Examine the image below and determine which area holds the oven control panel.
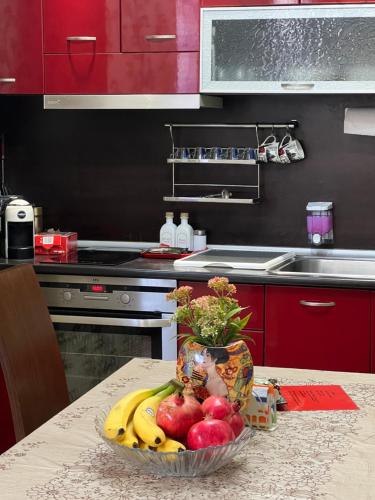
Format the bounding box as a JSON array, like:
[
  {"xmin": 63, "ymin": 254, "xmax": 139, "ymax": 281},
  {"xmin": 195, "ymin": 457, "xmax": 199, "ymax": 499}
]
[{"xmin": 38, "ymin": 275, "xmax": 177, "ymax": 314}]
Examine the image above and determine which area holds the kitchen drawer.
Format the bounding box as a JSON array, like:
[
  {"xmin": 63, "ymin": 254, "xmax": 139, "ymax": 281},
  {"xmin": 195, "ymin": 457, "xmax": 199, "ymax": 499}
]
[
  {"xmin": 44, "ymin": 52, "xmax": 199, "ymax": 94},
  {"xmin": 265, "ymin": 285, "xmax": 371, "ymax": 372},
  {"xmin": 43, "ymin": 0, "xmax": 121, "ymax": 53},
  {"xmin": 121, "ymin": 0, "xmax": 200, "ymax": 52},
  {"xmin": 178, "ymin": 281, "xmax": 264, "ymax": 330}
]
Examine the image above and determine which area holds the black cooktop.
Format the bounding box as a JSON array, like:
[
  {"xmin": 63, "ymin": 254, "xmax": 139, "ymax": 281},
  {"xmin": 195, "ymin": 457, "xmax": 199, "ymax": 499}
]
[{"xmin": 36, "ymin": 249, "xmax": 140, "ymax": 266}]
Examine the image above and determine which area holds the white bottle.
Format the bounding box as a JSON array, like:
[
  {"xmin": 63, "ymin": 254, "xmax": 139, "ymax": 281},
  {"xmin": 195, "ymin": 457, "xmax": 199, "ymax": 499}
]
[
  {"xmin": 159, "ymin": 212, "xmax": 176, "ymax": 247},
  {"xmin": 176, "ymin": 212, "xmax": 194, "ymax": 251},
  {"xmin": 193, "ymin": 229, "xmax": 207, "ymax": 251}
]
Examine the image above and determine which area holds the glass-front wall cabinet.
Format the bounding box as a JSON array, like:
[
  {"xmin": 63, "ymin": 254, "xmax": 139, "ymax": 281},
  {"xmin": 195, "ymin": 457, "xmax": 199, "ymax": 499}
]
[{"xmin": 201, "ymin": 5, "xmax": 375, "ymax": 93}]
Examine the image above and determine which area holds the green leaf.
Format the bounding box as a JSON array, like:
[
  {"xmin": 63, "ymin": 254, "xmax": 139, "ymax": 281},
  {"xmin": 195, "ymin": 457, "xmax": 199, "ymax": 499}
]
[
  {"xmin": 238, "ymin": 312, "xmax": 252, "ymax": 330},
  {"xmin": 224, "ymin": 306, "xmax": 246, "ymax": 322}
]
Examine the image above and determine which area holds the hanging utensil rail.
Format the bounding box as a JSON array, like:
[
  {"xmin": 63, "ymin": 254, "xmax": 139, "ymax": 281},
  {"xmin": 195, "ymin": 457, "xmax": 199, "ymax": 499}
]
[{"xmin": 164, "ymin": 121, "xmax": 298, "ymax": 129}]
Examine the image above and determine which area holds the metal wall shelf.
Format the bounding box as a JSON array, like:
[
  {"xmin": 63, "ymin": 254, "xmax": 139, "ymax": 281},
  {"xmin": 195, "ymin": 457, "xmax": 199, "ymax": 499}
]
[
  {"xmin": 163, "ymin": 121, "xmax": 298, "ymax": 205},
  {"xmin": 164, "ymin": 121, "xmax": 298, "ymax": 129},
  {"xmin": 163, "ymin": 196, "xmax": 257, "ymax": 204},
  {"xmin": 167, "ymin": 158, "xmax": 257, "ymax": 165}
]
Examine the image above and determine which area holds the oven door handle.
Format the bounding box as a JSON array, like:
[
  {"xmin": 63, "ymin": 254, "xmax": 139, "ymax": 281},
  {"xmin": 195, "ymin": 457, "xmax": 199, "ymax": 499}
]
[{"xmin": 50, "ymin": 314, "xmax": 172, "ymax": 328}]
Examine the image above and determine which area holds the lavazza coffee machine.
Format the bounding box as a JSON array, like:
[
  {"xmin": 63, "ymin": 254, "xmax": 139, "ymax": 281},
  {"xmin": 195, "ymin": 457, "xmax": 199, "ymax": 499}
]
[{"xmin": 0, "ymin": 197, "xmax": 35, "ymax": 259}]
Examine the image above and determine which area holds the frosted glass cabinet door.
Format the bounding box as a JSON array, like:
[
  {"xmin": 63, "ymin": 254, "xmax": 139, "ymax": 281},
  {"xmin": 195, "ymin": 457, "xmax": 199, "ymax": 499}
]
[{"xmin": 201, "ymin": 5, "xmax": 375, "ymax": 93}]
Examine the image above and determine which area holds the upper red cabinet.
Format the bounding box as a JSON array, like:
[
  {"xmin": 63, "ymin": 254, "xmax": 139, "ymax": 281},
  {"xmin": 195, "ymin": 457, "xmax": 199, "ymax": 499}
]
[
  {"xmin": 43, "ymin": 0, "xmax": 121, "ymax": 54},
  {"xmin": 121, "ymin": 0, "xmax": 200, "ymax": 53},
  {"xmin": 0, "ymin": 0, "xmax": 43, "ymax": 94},
  {"xmin": 44, "ymin": 52, "xmax": 199, "ymax": 94}
]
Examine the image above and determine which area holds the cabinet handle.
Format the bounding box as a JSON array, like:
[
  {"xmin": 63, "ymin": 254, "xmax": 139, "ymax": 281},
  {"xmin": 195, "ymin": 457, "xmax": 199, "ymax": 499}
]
[
  {"xmin": 281, "ymin": 83, "xmax": 315, "ymax": 91},
  {"xmin": 50, "ymin": 314, "xmax": 171, "ymax": 328},
  {"xmin": 300, "ymin": 300, "xmax": 336, "ymax": 308},
  {"xmin": 66, "ymin": 36, "xmax": 97, "ymax": 42},
  {"xmin": 144, "ymin": 34, "xmax": 176, "ymax": 40},
  {"xmin": 0, "ymin": 78, "xmax": 16, "ymax": 83}
]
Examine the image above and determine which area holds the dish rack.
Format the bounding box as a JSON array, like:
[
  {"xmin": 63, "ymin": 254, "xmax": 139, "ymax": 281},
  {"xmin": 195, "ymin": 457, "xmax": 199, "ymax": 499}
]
[{"xmin": 163, "ymin": 121, "xmax": 298, "ymax": 205}]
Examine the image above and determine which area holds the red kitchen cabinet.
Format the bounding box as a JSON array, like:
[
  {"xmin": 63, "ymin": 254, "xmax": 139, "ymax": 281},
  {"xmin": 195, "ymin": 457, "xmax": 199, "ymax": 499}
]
[
  {"xmin": 0, "ymin": 367, "xmax": 15, "ymax": 453},
  {"xmin": 121, "ymin": 0, "xmax": 200, "ymax": 53},
  {"xmin": 0, "ymin": 0, "xmax": 43, "ymax": 94},
  {"xmin": 201, "ymin": 1, "xmax": 299, "ymax": 6},
  {"xmin": 371, "ymin": 293, "xmax": 375, "ymax": 373},
  {"xmin": 44, "ymin": 52, "xmax": 199, "ymax": 94},
  {"xmin": 43, "ymin": 0, "xmax": 120, "ymax": 54},
  {"xmin": 265, "ymin": 285, "xmax": 371, "ymax": 373}
]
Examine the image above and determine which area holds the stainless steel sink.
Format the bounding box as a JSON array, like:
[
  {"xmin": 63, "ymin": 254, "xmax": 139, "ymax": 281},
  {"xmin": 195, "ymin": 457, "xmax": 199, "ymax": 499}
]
[{"xmin": 270, "ymin": 256, "xmax": 375, "ymax": 279}]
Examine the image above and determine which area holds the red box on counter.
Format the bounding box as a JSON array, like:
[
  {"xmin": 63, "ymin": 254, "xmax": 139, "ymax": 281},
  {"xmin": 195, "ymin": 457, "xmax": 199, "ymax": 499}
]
[{"xmin": 34, "ymin": 231, "xmax": 78, "ymax": 255}]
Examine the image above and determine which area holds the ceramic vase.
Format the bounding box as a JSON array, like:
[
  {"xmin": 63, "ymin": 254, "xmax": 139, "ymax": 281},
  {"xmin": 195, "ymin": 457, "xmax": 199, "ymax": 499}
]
[{"xmin": 176, "ymin": 340, "xmax": 254, "ymax": 411}]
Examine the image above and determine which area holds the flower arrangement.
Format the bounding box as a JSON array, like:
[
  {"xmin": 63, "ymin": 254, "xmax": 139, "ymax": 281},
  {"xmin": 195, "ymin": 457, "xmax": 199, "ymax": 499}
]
[{"xmin": 166, "ymin": 277, "xmax": 252, "ymax": 347}]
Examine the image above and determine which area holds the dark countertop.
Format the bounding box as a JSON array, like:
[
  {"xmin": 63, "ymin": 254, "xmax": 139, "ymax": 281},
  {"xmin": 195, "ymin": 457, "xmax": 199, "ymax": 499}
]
[{"xmin": 2, "ymin": 255, "xmax": 375, "ymax": 290}]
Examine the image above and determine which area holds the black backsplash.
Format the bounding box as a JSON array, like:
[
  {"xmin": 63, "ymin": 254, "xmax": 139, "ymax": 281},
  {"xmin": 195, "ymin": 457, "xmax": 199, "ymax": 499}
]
[{"xmin": 1, "ymin": 94, "xmax": 375, "ymax": 248}]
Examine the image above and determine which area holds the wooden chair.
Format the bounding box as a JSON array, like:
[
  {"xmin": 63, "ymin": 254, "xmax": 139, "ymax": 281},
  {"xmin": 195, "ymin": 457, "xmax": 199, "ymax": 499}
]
[{"xmin": 0, "ymin": 265, "xmax": 69, "ymax": 453}]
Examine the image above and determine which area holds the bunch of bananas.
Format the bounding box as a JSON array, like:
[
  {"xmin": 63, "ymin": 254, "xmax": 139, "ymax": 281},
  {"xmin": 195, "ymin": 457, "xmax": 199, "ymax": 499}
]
[{"xmin": 103, "ymin": 379, "xmax": 186, "ymax": 453}]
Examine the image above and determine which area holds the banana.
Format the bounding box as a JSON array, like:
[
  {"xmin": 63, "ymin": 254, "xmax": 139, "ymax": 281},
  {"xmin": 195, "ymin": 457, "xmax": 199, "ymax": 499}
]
[
  {"xmin": 103, "ymin": 381, "xmax": 170, "ymax": 440},
  {"xmin": 156, "ymin": 438, "xmax": 186, "ymax": 453},
  {"xmin": 133, "ymin": 384, "xmax": 178, "ymax": 447},
  {"xmin": 139, "ymin": 440, "xmax": 155, "ymax": 451},
  {"xmin": 116, "ymin": 419, "xmax": 139, "ymax": 448}
]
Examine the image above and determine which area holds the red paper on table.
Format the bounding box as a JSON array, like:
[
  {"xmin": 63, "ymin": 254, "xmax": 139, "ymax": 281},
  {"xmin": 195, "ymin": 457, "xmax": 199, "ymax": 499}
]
[{"xmin": 281, "ymin": 385, "xmax": 359, "ymax": 411}]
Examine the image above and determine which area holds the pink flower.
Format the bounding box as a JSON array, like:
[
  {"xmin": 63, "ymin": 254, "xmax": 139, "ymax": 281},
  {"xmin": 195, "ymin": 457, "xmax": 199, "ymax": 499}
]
[
  {"xmin": 166, "ymin": 285, "xmax": 193, "ymax": 304},
  {"xmin": 208, "ymin": 277, "xmax": 237, "ymax": 296}
]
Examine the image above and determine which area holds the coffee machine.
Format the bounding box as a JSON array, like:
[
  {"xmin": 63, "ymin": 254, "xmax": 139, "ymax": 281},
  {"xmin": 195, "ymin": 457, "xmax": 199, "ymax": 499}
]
[{"xmin": 0, "ymin": 198, "xmax": 35, "ymax": 259}]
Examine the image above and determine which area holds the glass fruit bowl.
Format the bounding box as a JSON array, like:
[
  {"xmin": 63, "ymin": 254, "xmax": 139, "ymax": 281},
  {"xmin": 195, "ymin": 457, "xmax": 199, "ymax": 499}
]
[{"xmin": 95, "ymin": 407, "xmax": 255, "ymax": 477}]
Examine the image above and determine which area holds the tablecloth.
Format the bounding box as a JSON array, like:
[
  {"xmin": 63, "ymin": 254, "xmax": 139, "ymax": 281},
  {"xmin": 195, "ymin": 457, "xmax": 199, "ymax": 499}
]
[{"xmin": 1, "ymin": 358, "xmax": 375, "ymax": 500}]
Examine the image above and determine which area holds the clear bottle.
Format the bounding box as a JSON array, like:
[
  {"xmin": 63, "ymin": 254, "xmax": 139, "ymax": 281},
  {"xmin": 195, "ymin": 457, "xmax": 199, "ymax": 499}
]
[
  {"xmin": 159, "ymin": 212, "xmax": 176, "ymax": 247},
  {"xmin": 176, "ymin": 212, "xmax": 194, "ymax": 250}
]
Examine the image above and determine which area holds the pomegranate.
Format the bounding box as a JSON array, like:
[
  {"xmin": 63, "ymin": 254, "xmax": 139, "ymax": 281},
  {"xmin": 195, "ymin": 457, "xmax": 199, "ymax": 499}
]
[
  {"xmin": 201, "ymin": 396, "xmax": 232, "ymax": 420},
  {"xmin": 187, "ymin": 419, "xmax": 235, "ymax": 450},
  {"xmin": 231, "ymin": 400, "xmax": 241, "ymax": 414},
  {"xmin": 225, "ymin": 412, "xmax": 245, "ymax": 438},
  {"xmin": 156, "ymin": 393, "xmax": 203, "ymax": 440}
]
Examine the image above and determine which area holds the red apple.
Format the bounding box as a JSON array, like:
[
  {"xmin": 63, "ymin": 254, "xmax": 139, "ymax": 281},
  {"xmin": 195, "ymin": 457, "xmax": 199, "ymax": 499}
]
[
  {"xmin": 201, "ymin": 396, "xmax": 232, "ymax": 420},
  {"xmin": 156, "ymin": 393, "xmax": 203, "ymax": 440},
  {"xmin": 187, "ymin": 419, "xmax": 235, "ymax": 450},
  {"xmin": 225, "ymin": 412, "xmax": 245, "ymax": 438}
]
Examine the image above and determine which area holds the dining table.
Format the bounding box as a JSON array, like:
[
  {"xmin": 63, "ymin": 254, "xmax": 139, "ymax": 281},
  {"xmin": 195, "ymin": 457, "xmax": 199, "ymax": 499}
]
[{"xmin": 1, "ymin": 358, "xmax": 375, "ymax": 500}]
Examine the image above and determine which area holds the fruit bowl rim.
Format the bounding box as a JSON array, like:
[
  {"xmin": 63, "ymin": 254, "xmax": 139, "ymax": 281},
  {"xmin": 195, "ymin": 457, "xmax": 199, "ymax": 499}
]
[{"xmin": 95, "ymin": 407, "xmax": 255, "ymax": 456}]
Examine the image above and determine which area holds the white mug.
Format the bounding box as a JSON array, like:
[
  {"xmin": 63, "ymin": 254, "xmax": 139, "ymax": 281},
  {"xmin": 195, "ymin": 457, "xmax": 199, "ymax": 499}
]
[
  {"xmin": 281, "ymin": 135, "xmax": 305, "ymax": 162},
  {"xmin": 278, "ymin": 134, "xmax": 292, "ymax": 164},
  {"xmin": 257, "ymin": 135, "xmax": 280, "ymax": 163}
]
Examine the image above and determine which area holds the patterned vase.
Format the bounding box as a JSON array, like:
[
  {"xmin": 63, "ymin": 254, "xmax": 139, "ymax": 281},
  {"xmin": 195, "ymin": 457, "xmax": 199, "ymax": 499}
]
[{"xmin": 176, "ymin": 340, "xmax": 254, "ymax": 411}]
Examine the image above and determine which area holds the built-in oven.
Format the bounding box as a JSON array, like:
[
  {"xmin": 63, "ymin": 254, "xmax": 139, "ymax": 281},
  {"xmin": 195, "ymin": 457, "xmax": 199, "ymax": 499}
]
[{"xmin": 38, "ymin": 275, "xmax": 177, "ymax": 401}]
